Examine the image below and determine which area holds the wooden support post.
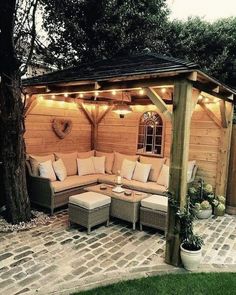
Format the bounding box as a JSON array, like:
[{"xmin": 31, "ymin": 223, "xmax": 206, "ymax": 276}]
[
  {"xmin": 144, "ymin": 87, "xmax": 172, "ymax": 121},
  {"xmin": 226, "ymin": 124, "xmax": 236, "ymax": 214},
  {"xmin": 24, "ymin": 96, "xmax": 38, "ymax": 116},
  {"xmin": 216, "ymin": 101, "xmax": 233, "ymax": 196},
  {"xmin": 220, "ymin": 100, "xmax": 228, "ymax": 128},
  {"xmin": 165, "ymin": 80, "xmax": 193, "ymax": 267}
]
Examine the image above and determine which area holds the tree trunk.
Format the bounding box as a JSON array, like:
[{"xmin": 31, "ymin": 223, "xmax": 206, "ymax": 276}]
[{"xmin": 0, "ymin": 0, "xmax": 31, "ymax": 223}]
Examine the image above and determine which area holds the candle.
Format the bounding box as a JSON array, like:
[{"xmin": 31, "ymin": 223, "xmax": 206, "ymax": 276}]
[{"xmin": 117, "ymin": 176, "xmax": 122, "ymax": 185}]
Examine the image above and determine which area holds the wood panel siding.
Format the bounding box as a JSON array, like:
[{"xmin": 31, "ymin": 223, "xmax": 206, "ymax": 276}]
[
  {"xmin": 25, "ymin": 100, "xmax": 91, "ymax": 154},
  {"xmin": 97, "ymin": 103, "xmax": 221, "ymax": 190}
]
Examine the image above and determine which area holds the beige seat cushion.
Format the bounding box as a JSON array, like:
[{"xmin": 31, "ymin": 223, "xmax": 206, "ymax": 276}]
[
  {"xmin": 77, "ymin": 150, "xmax": 95, "ymax": 158},
  {"xmin": 98, "ymin": 174, "xmax": 117, "ymax": 185},
  {"xmin": 52, "ymin": 174, "xmax": 99, "ymax": 193},
  {"xmin": 141, "ymin": 195, "xmax": 168, "ymax": 212},
  {"xmin": 123, "ymin": 179, "xmax": 166, "ymax": 195},
  {"xmin": 55, "ymin": 152, "xmax": 77, "ymax": 176},
  {"xmin": 96, "ymin": 151, "xmax": 114, "ymax": 174},
  {"xmin": 69, "ymin": 192, "xmax": 111, "ymax": 210},
  {"xmin": 140, "ymin": 156, "xmax": 166, "ymax": 182},
  {"xmin": 29, "ymin": 154, "xmax": 55, "ymax": 176},
  {"xmin": 97, "ymin": 174, "xmax": 166, "ymax": 195},
  {"xmin": 112, "ymin": 152, "xmax": 139, "ymax": 175}
]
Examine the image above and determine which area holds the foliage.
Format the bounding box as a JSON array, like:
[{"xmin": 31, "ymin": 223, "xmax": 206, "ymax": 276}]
[
  {"xmin": 168, "ymin": 193, "xmax": 203, "ymax": 251},
  {"xmin": 39, "ymin": 0, "xmax": 169, "ymax": 68},
  {"xmin": 188, "ymin": 179, "xmax": 218, "ymax": 209},
  {"xmin": 163, "ymin": 17, "xmax": 236, "ymax": 87}
]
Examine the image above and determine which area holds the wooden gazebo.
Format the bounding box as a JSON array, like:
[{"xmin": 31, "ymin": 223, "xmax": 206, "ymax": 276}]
[{"xmin": 23, "ymin": 53, "xmax": 236, "ymax": 265}]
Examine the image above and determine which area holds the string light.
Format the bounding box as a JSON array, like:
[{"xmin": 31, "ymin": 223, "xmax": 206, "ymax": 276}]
[
  {"xmin": 79, "ymin": 93, "xmax": 84, "ymax": 98},
  {"xmin": 112, "ymin": 90, "xmax": 117, "ymax": 95},
  {"xmin": 95, "ymin": 91, "xmax": 99, "ymax": 96},
  {"xmin": 161, "ymin": 88, "xmax": 166, "ymax": 93},
  {"xmin": 51, "ymin": 95, "xmax": 55, "ymax": 99},
  {"xmin": 64, "ymin": 93, "xmax": 68, "ymax": 98},
  {"xmin": 139, "ymin": 89, "xmax": 144, "ymax": 95}
]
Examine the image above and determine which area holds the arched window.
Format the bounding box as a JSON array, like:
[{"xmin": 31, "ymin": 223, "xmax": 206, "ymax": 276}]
[{"xmin": 137, "ymin": 111, "xmax": 164, "ymax": 156}]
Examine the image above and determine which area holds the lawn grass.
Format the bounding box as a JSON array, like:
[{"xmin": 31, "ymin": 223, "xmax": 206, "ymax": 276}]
[{"xmin": 73, "ymin": 272, "xmax": 236, "ymax": 295}]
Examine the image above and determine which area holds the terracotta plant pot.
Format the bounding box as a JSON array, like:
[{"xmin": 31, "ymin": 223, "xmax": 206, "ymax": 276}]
[
  {"xmin": 196, "ymin": 208, "xmax": 212, "ymax": 219},
  {"xmin": 180, "ymin": 243, "xmax": 202, "ymax": 271}
]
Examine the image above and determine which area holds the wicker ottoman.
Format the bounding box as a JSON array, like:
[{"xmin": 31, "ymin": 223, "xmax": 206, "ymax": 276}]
[
  {"xmin": 140, "ymin": 195, "xmax": 168, "ymax": 233},
  {"xmin": 68, "ymin": 192, "xmax": 111, "ymax": 234}
]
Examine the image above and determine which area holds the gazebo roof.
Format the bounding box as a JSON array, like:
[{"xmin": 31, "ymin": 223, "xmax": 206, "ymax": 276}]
[{"xmin": 23, "ymin": 53, "xmax": 199, "ymax": 86}]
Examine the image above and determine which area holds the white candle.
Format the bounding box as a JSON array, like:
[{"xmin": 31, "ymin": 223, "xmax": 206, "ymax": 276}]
[{"xmin": 117, "ymin": 176, "xmax": 122, "ymax": 185}]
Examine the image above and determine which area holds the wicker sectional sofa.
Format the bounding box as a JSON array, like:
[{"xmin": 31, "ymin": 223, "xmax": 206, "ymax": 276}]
[{"xmin": 26, "ymin": 150, "xmax": 197, "ymax": 215}]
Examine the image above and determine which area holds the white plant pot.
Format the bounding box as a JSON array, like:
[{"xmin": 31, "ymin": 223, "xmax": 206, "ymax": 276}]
[
  {"xmin": 180, "ymin": 243, "xmax": 202, "ymax": 271},
  {"xmin": 196, "ymin": 208, "xmax": 212, "ymax": 219}
]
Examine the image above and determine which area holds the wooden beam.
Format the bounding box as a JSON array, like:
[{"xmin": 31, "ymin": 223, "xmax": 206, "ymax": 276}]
[
  {"xmin": 144, "ymin": 87, "xmax": 172, "ymax": 121},
  {"xmin": 220, "ymin": 100, "xmax": 228, "ymax": 128},
  {"xmin": 199, "ymin": 102, "xmax": 222, "ymax": 128},
  {"xmin": 193, "ymin": 81, "xmax": 233, "ymax": 101},
  {"xmin": 165, "ymin": 80, "xmax": 193, "ymax": 267},
  {"xmin": 77, "ymin": 102, "xmax": 94, "ymax": 125},
  {"xmin": 97, "ymin": 105, "xmax": 113, "ymax": 124},
  {"xmin": 187, "ymin": 71, "xmax": 198, "ymax": 81},
  {"xmin": 24, "ymin": 96, "xmax": 38, "ymax": 116},
  {"xmin": 216, "ymin": 101, "xmax": 234, "ymax": 196}
]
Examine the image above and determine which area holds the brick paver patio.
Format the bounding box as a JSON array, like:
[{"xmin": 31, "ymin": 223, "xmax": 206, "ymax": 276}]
[{"xmin": 0, "ymin": 210, "xmax": 236, "ymax": 295}]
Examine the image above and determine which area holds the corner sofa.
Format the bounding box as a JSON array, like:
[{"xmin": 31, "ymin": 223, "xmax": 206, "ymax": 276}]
[{"xmin": 26, "ymin": 150, "xmax": 197, "ymax": 214}]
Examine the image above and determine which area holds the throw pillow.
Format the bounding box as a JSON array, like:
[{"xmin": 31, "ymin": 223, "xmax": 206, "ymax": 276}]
[
  {"xmin": 77, "ymin": 157, "xmax": 96, "ymax": 176},
  {"xmin": 53, "ymin": 159, "xmax": 67, "ymax": 181},
  {"xmin": 54, "ymin": 151, "xmax": 77, "ymax": 176},
  {"xmin": 120, "ymin": 159, "xmax": 136, "ymax": 180},
  {"xmin": 140, "ymin": 156, "xmax": 166, "ymax": 181},
  {"xmin": 132, "ymin": 161, "xmax": 152, "ymax": 183},
  {"xmin": 157, "ymin": 164, "xmax": 169, "ymax": 188},
  {"xmin": 39, "ymin": 160, "xmax": 57, "ymax": 181},
  {"xmin": 95, "ymin": 151, "xmax": 114, "ymax": 174},
  {"xmin": 112, "ymin": 152, "xmax": 139, "ymax": 175},
  {"xmin": 29, "ymin": 154, "xmax": 55, "ymax": 176},
  {"xmin": 92, "ymin": 156, "xmax": 105, "ymax": 174}
]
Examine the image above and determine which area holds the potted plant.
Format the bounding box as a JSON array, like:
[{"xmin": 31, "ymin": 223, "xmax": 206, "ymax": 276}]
[
  {"xmin": 188, "ymin": 179, "xmax": 217, "ymax": 219},
  {"xmin": 168, "ymin": 193, "xmax": 204, "ymax": 271},
  {"xmin": 214, "ymin": 195, "xmax": 226, "ymax": 216}
]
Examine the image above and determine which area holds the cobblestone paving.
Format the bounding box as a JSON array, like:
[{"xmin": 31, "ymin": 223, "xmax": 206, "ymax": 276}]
[{"xmin": 0, "ymin": 210, "xmax": 236, "ymax": 295}]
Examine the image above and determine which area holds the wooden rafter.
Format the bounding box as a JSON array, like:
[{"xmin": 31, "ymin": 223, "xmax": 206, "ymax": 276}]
[
  {"xmin": 77, "ymin": 102, "xmax": 95, "ymax": 125},
  {"xmin": 24, "ymin": 96, "xmax": 38, "ymax": 116},
  {"xmin": 97, "ymin": 105, "xmax": 113, "ymax": 124},
  {"xmin": 199, "ymin": 102, "xmax": 222, "ymax": 128},
  {"xmin": 144, "ymin": 87, "xmax": 172, "ymax": 121}
]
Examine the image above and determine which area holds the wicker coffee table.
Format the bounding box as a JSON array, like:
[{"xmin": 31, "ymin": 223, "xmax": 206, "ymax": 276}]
[{"xmin": 85, "ymin": 184, "xmax": 148, "ymax": 230}]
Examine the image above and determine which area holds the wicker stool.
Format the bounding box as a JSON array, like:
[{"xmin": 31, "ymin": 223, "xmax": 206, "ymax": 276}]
[
  {"xmin": 68, "ymin": 192, "xmax": 111, "ymax": 234},
  {"xmin": 140, "ymin": 195, "xmax": 168, "ymax": 233}
]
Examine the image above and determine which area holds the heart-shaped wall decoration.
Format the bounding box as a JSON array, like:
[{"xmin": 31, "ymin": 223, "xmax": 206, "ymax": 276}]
[{"xmin": 52, "ymin": 118, "xmax": 72, "ymax": 139}]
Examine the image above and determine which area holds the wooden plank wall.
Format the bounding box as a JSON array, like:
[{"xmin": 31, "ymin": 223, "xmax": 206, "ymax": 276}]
[
  {"xmin": 97, "ymin": 103, "xmax": 221, "ymax": 189},
  {"xmin": 25, "ymin": 100, "xmax": 91, "ymax": 154}
]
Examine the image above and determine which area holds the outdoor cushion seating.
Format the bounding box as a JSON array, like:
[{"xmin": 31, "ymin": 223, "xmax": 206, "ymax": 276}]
[
  {"xmin": 140, "ymin": 195, "xmax": 168, "ymax": 233},
  {"xmin": 26, "ymin": 150, "xmax": 197, "ymax": 215},
  {"xmin": 68, "ymin": 192, "xmax": 111, "ymax": 234}
]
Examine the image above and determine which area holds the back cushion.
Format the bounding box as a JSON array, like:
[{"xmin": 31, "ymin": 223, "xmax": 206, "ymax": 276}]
[
  {"xmin": 29, "ymin": 154, "xmax": 55, "ymax": 176},
  {"xmin": 96, "ymin": 151, "xmax": 114, "ymax": 174},
  {"xmin": 140, "ymin": 156, "xmax": 166, "ymax": 182},
  {"xmin": 77, "ymin": 150, "xmax": 95, "ymax": 159},
  {"xmin": 54, "ymin": 151, "xmax": 77, "ymax": 176},
  {"xmin": 112, "ymin": 152, "xmax": 139, "ymax": 175}
]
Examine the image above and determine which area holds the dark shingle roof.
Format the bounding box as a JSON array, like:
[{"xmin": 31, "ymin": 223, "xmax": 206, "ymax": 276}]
[{"xmin": 23, "ymin": 53, "xmax": 199, "ymax": 86}]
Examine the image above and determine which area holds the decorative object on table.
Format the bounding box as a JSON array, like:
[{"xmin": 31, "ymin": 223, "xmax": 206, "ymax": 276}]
[
  {"xmin": 168, "ymin": 192, "xmax": 204, "ymax": 271},
  {"xmin": 214, "ymin": 195, "xmax": 226, "ymax": 216},
  {"xmin": 52, "ymin": 118, "xmax": 72, "ymax": 139},
  {"xmin": 124, "ymin": 190, "xmax": 132, "ymax": 196},
  {"xmin": 188, "ymin": 179, "xmax": 218, "ymax": 219},
  {"xmin": 112, "ymin": 170, "xmax": 124, "ymax": 193},
  {"xmin": 100, "ymin": 184, "xmax": 107, "ymax": 190}
]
